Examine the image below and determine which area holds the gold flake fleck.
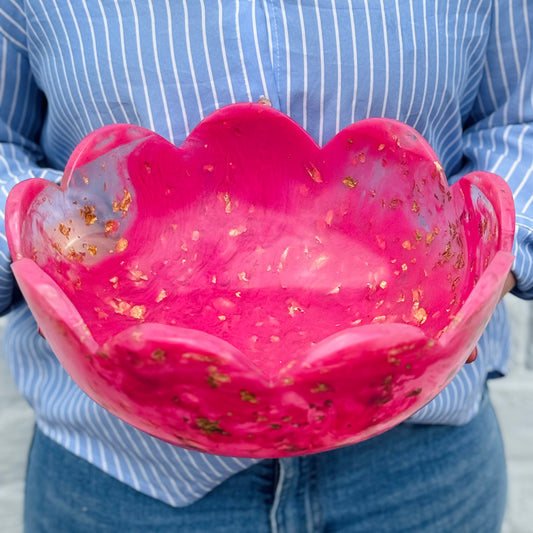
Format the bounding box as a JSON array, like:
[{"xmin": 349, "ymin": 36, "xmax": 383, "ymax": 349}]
[
  {"xmin": 87, "ymin": 245, "xmax": 98, "ymax": 256},
  {"xmin": 451, "ymin": 277, "xmax": 461, "ymax": 291},
  {"xmin": 105, "ymin": 220, "xmax": 119, "ymax": 233},
  {"xmin": 377, "ymin": 143, "xmax": 386, "ymax": 151},
  {"xmin": 228, "ymin": 225, "xmax": 247, "ymax": 237},
  {"xmin": 67, "ymin": 248, "xmax": 85, "ymax": 262},
  {"xmin": 270, "ymin": 336, "xmax": 280, "ymax": 343},
  {"xmin": 217, "ymin": 191, "xmax": 232, "ymax": 213},
  {"xmin": 240, "ymin": 391, "xmax": 258, "ymax": 403},
  {"xmin": 112, "ymin": 189, "xmax": 132, "ymax": 217},
  {"xmin": 413, "ymin": 307, "xmax": 427, "ymax": 325},
  {"xmin": 412, "ymin": 288, "xmax": 423, "ymax": 304},
  {"xmin": 342, "ymin": 176, "xmax": 359, "ymax": 189},
  {"xmin": 58, "ymin": 223, "xmax": 71, "ymax": 238},
  {"xmin": 182, "ymin": 352, "xmax": 217, "ymax": 363},
  {"xmin": 130, "ymin": 305, "xmax": 146, "ymax": 320},
  {"xmin": 156, "ymin": 289, "xmax": 167, "ymax": 302},
  {"xmin": 207, "ymin": 371, "xmax": 231, "ymax": 388},
  {"xmin": 257, "ymin": 95, "xmax": 272, "ymax": 106},
  {"xmin": 401, "ymin": 263, "xmax": 408, "ymax": 271},
  {"xmin": 237, "ymin": 272, "xmax": 249, "ymax": 282},
  {"xmin": 129, "ymin": 270, "xmax": 148, "ymax": 281},
  {"xmin": 110, "ymin": 299, "xmax": 131, "ymax": 315},
  {"xmin": 196, "ymin": 418, "xmax": 228, "ymax": 435},
  {"xmin": 115, "ymin": 238, "xmax": 128, "ymax": 252},
  {"xmin": 311, "ymin": 383, "xmax": 331, "ymax": 393},
  {"xmin": 82, "ymin": 174, "xmax": 89, "ymax": 184},
  {"xmin": 379, "ymin": 281, "xmax": 388, "ymax": 289},
  {"xmin": 442, "ymin": 242, "xmax": 453, "ymax": 261},
  {"xmin": 478, "ymin": 218, "xmax": 489, "ymax": 236},
  {"xmin": 81, "ymin": 205, "xmax": 97, "ymax": 225},
  {"xmin": 454, "ymin": 254, "xmax": 465, "ymax": 269},
  {"xmin": 387, "ymin": 355, "xmax": 401, "ymax": 366},
  {"xmin": 390, "ymin": 198, "xmax": 401, "ymax": 209},
  {"xmin": 306, "ymin": 163, "xmax": 322, "ymax": 183},
  {"xmin": 151, "ymin": 349, "xmax": 166, "ymax": 362},
  {"xmin": 412, "ymin": 201, "xmax": 420, "ymax": 213}
]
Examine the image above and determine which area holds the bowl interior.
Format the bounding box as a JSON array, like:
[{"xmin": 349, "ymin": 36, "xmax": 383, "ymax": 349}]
[{"xmin": 20, "ymin": 114, "xmax": 500, "ymax": 378}]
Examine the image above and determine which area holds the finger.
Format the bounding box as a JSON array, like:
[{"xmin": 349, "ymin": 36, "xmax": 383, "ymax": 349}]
[{"xmin": 466, "ymin": 346, "xmax": 478, "ymax": 364}]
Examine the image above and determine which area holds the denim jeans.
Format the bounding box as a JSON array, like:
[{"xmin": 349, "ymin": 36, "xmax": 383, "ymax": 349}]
[{"xmin": 24, "ymin": 389, "xmax": 506, "ymax": 533}]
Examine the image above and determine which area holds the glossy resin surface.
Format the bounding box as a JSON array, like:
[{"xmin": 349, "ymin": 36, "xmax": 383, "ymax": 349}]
[{"xmin": 6, "ymin": 103, "xmax": 515, "ymax": 457}]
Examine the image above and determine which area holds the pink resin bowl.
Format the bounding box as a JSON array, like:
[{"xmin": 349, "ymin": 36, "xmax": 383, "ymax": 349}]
[{"xmin": 6, "ymin": 103, "xmax": 515, "ymax": 457}]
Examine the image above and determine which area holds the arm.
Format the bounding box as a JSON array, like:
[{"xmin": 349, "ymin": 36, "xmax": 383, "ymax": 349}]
[
  {"xmin": 460, "ymin": 1, "xmax": 533, "ymax": 300},
  {"xmin": 0, "ymin": 3, "xmax": 62, "ymax": 314}
]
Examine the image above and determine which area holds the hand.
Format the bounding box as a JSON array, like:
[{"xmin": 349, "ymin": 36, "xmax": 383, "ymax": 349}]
[{"xmin": 466, "ymin": 271, "xmax": 516, "ymax": 363}]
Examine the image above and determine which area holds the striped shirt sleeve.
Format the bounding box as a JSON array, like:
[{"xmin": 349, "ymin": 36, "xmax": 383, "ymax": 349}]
[
  {"xmin": 459, "ymin": 1, "xmax": 533, "ymax": 298},
  {"xmin": 0, "ymin": 1, "xmax": 62, "ymax": 314}
]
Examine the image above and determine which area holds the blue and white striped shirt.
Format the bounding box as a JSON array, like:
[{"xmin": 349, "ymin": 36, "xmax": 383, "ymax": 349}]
[{"xmin": 1, "ymin": 0, "xmax": 532, "ymax": 507}]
